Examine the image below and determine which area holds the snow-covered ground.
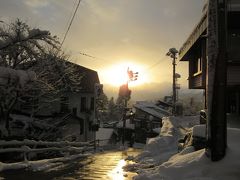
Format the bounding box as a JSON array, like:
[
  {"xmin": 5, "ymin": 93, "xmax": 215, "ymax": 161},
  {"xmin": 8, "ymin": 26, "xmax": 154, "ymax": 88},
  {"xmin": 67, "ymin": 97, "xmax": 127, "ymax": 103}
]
[{"xmin": 126, "ymin": 116, "xmax": 240, "ymax": 180}]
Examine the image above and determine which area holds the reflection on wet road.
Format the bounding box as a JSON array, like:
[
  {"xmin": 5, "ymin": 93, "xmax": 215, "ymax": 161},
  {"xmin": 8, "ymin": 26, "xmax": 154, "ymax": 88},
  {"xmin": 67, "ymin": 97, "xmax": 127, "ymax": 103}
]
[{"xmin": 1, "ymin": 148, "xmax": 141, "ymax": 180}]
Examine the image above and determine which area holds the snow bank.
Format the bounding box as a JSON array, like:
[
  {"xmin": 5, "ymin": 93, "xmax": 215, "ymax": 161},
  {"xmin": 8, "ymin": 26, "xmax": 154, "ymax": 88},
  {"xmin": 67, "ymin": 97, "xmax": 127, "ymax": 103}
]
[
  {"xmin": 135, "ymin": 128, "xmax": 240, "ymax": 180},
  {"xmin": 123, "ymin": 116, "xmax": 199, "ymax": 176},
  {"xmin": 136, "ymin": 117, "xmax": 181, "ymax": 166}
]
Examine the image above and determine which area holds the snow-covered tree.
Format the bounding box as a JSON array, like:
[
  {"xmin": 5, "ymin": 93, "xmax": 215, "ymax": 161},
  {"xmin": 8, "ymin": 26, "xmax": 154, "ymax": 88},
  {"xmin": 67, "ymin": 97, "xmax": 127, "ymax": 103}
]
[
  {"xmin": 0, "ymin": 19, "xmax": 59, "ymax": 69},
  {"xmin": 0, "ymin": 67, "xmax": 36, "ymax": 135},
  {"xmin": 25, "ymin": 52, "xmax": 84, "ymax": 116},
  {"xmin": 0, "ymin": 19, "xmax": 82, "ymax": 136},
  {"xmin": 96, "ymin": 92, "xmax": 108, "ymax": 112}
]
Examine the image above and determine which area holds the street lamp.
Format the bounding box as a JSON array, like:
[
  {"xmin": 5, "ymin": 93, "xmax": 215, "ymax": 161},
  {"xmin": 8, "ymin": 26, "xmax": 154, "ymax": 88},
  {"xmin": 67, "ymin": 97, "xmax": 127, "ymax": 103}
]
[{"xmin": 166, "ymin": 48, "xmax": 178, "ymax": 115}]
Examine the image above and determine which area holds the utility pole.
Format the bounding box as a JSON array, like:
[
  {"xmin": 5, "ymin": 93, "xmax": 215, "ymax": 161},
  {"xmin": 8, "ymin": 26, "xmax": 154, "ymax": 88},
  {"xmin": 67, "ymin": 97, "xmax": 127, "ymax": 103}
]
[
  {"xmin": 122, "ymin": 87, "xmax": 128, "ymax": 146},
  {"xmin": 166, "ymin": 48, "xmax": 178, "ymax": 115},
  {"xmin": 94, "ymin": 83, "xmax": 103, "ymax": 150},
  {"xmin": 206, "ymin": 0, "xmax": 227, "ymax": 161},
  {"xmin": 121, "ymin": 68, "xmax": 138, "ymax": 146}
]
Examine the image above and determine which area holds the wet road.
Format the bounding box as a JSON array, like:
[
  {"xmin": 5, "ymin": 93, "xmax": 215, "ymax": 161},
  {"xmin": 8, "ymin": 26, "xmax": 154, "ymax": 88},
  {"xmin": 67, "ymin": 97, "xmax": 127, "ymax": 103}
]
[{"xmin": 0, "ymin": 148, "xmax": 141, "ymax": 180}]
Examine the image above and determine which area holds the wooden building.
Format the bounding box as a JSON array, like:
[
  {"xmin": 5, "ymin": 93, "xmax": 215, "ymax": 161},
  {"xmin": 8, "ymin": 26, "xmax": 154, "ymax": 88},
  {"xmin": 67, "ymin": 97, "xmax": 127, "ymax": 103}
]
[
  {"xmin": 133, "ymin": 101, "xmax": 171, "ymax": 143},
  {"xmin": 179, "ymin": 1, "xmax": 240, "ymax": 115},
  {"xmin": 15, "ymin": 60, "xmax": 100, "ymax": 142}
]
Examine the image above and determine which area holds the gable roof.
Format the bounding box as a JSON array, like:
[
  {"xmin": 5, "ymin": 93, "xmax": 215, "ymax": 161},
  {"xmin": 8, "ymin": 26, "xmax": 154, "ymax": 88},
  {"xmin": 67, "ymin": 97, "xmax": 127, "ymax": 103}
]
[
  {"xmin": 65, "ymin": 61, "xmax": 100, "ymax": 93},
  {"xmin": 178, "ymin": 1, "xmax": 240, "ymax": 62},
  {"xmin": 178, "ymin": 11, "xmax": 207, "ymax": 61},
  {"xmin": 17, "ymin": 55, "xmax": 100, "ymax": 94}
]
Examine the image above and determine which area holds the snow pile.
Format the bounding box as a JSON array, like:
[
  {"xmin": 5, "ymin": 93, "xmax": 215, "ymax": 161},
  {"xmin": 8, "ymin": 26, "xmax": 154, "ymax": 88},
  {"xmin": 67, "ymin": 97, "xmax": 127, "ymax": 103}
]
[
  {"xmin": 135, "ymin": 128, "xmax": 240, "ymax": 180},
  {"xmin": 132, "ymin": 116, "xmax": 199, "ymax": 167},
  {"xmin": 123, "ymin": 116, "xmax": 198, "ymax": 175}
]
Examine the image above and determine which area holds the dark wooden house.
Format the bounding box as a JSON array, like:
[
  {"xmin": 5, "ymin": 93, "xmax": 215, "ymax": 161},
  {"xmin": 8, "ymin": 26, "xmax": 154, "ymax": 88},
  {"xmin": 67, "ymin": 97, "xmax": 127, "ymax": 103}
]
[{"xmin": 179, "ymin": 1, "xmax": 240, "ymax": 115}]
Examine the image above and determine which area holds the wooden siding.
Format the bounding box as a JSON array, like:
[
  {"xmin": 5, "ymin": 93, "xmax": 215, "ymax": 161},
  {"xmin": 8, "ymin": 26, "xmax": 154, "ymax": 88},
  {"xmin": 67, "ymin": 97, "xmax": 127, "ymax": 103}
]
[
  {"xmin": 188, "ymin": 39, "xmax": 207, "ymax": 89},
  {"xmin": 192, "ymin": 73, "xmax": 204, "ymax": 88}
]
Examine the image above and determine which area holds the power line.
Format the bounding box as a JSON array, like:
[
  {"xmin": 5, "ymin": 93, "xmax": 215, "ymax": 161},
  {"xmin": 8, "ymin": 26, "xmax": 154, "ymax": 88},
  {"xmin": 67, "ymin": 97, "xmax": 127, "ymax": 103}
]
[
  {"xmin": 78, "ymin": 51, "xmax": 109, "ymax": 61},
  {"xmin": 78, "ymin": 50, "xmax": 168, "ymax": 73},
  {"xmin": 60, "ymin": 0, "xmax": 82, "ymax": 48},
  {"xmin": 62, "ymin": 0, "xmax": 78, "ymax": 38}
]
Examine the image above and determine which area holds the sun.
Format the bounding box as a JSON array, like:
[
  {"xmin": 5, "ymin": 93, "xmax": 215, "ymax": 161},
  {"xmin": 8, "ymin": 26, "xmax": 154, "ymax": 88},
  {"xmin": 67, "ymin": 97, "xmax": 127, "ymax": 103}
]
[{"xmin": 100, "ymin": 61, "xmax": 148, "ymax": 87}]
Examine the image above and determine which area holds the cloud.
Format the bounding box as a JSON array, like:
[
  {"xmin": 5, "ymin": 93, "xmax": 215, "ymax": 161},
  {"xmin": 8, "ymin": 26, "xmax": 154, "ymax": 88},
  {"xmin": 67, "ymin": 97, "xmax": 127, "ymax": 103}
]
[
  {"xmin": 24, "ymin": 0, "xmax": 49, "ymax": 8},
  {"xmin": 84, "ymin": 0, "xmax": 121, "ymax": 22}
]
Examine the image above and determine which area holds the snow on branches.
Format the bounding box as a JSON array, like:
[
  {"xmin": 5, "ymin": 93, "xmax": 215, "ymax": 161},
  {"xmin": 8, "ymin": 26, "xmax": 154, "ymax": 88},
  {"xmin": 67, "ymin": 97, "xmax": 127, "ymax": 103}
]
[
  {"xmin": 0, "ymin": 19, "xmax": 83, "ymax": 137},
  {"xmin": 0, "ymin": 19, "xmax": 59, "ymax": 69}
]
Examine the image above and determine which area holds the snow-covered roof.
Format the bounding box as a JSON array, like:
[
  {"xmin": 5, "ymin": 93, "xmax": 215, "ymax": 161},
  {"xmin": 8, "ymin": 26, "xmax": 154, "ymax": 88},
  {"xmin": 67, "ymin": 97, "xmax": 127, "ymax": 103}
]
[
  {"xmin": 65, "ymin": 61, "xmax": 100, "ymax": 93},
  {"xmin": 134, "ymin": 101, "xmax": 171, "ymax": 119}
]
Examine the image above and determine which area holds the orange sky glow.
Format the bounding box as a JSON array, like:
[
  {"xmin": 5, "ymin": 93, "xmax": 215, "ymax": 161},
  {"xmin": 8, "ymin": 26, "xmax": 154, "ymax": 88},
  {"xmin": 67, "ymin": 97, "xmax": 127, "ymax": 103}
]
[{"xmin": 100, "ymin": 61, "xmax": 150, "ymax": 87}]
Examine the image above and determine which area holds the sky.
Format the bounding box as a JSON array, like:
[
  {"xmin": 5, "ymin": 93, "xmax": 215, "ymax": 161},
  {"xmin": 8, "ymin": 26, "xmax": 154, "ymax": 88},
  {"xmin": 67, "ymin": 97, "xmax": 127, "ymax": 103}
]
[{"xmin": 0, "ymin": 0, "xmax": 205, "ymax": 100}]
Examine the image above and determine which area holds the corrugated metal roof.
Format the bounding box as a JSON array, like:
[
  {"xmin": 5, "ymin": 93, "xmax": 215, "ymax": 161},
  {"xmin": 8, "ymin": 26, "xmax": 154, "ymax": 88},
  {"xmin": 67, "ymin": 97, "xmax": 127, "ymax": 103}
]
[{"xmin": 134, "ymin": 101, "xmax": 171, "ymax": 119}]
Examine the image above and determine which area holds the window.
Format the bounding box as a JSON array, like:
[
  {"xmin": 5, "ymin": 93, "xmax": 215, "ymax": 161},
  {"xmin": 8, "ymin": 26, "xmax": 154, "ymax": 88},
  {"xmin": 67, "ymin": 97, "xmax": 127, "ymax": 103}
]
[
  {"xmin": 198, "ymin": 58, "xmax": 202, "ymax": 72},
  {"xmin": 80, "ymin": 97, "xmax": 87, "ymax": 112},
  {"xmin": 193, "ymin": 57, "xmax": 202, "ymax": 75}
]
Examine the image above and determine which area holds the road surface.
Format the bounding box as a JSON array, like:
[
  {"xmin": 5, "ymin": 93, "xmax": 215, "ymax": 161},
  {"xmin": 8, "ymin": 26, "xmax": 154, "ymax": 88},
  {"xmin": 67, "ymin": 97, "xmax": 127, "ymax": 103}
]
[{"xmin": 0, "ymin": 148, "xmax": 141, "ymax": 180}]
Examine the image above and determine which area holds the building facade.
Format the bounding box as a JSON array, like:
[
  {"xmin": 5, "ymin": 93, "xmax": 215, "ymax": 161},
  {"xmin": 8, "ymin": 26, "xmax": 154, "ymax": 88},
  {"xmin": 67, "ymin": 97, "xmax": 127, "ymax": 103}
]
[
  {"xmin": 15, "ymin": 60, "xmax": 100, "ymax": 142},
  {"xmin": 133, "ymin": 101, "xmax": 171, "ymax": 143},
  {"xmin": 179, "ymin": 1, "xmax": 240, "ymax": 115}
]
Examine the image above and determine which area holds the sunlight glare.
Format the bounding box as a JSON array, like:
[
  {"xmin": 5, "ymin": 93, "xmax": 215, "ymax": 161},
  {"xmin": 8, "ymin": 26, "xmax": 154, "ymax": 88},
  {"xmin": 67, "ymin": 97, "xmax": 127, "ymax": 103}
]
[
  {"xmin": 107, "ymin": 159, "xmax": 126, "ymax": 180},
  {"xmin": 101, "ymin": 61, "xmax": 148, "ymax": 87}
]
